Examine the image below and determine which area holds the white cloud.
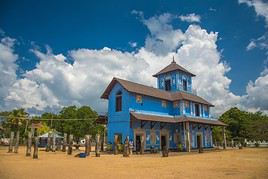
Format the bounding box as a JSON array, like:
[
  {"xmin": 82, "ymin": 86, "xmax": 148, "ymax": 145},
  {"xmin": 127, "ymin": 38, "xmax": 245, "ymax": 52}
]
[
  {"xmin": 240, "ymin": 67, "xmax": 268, "ymax": 113},
  {"xmin": 246, "ymin": 41, "xmax": 257, "ymax": 50},
  {"xmin": 141, "ymin": 13, "xmax": 186, "ymax": 55},
  {"xmin": 0, "ymin": 12, "xmax": 267, "ymax": 116},
  {"xmin": 129, "ymin": 41, "xmax": 137, "ymax": 48},
  {"xmin": 0, "ymin": 37, "xmax": 18, "ymax": 110},
  {"xmin": 239, "ymin": 0, "xmax": 268, "ymax": 26},
  {"xmin": 179, "ymin": 13, "xmax": 201, "ymax": 23}
]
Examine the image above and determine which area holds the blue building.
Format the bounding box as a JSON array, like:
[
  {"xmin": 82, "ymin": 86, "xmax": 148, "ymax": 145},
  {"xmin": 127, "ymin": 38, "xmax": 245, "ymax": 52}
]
[{"xmin": 101, "ymin": 60, "xmax": 226, "ymax": 152}]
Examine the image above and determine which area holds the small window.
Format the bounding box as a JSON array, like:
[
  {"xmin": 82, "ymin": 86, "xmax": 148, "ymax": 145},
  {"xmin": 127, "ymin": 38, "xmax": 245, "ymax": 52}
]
[
  {"xmin": 136, "ymin": 95, "xmax": 142, "ymax": 103},
  {"xmin": 195, "ymin": 104, "xmax": 200, "ymax": 117},
  {"xmin": 162, "ymin": 100, "xmax": 167, "ymax": 108},
  {"xmin": 183, "ymin": 79, "xmax": 187, "ymax": 91},
  {"xmin": 184, "ymin": 100, "xmax": 189, "ymax": 108},
  {"xmin": 173, "ymin": 101, "xmax": 179, "ymax": 108},
  {"xmin": 204, "ymin": 105, "xmax": 208, "ymax": 112},
  {"xmin": 150, "ymin": 131, "xmax": 156, "ymax": 144},
  {"xmin": 165, "ymin": 79, "xmax": 171, "ymax": 91},
  {"xmin": 115, "ymin": 91, "xmax": 122, "ymax": 112}
]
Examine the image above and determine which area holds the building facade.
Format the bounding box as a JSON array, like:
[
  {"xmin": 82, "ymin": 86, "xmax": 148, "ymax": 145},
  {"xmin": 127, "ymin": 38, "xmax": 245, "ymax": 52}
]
[{"xmin": 101, "ymin": 60, "xmax": 226, "ymax": 152}]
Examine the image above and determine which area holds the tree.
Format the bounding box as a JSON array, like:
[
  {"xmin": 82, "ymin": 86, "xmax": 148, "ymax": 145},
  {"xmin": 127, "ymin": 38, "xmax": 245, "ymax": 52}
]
[{"xmin": 216, "ymin": 107, "xmax": 268, "ymax": 142}]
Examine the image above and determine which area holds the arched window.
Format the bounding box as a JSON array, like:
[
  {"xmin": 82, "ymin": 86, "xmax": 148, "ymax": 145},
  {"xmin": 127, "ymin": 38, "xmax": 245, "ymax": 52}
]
[{"xmin": 115, "ymin": 91, "xmax": 122, "ymax": 112}]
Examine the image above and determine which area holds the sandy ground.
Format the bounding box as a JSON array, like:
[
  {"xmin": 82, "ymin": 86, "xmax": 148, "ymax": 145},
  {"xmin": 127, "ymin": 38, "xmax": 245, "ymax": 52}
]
[{"xmin": 0, "ymin": 146, "xmax": 268, "ymax": 179}]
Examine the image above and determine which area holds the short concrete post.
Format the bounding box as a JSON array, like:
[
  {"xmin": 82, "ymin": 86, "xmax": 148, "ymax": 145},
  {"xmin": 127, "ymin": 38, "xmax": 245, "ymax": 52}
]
[
  {"xmin": 222, "ymin": 127, "xmax": 227, "ymax": 150},
  {"xmin": 8, "ymin": 131, "xmax": 14, "ymax": 153},
  {"xmin": 85, "ymin": 135, "xmax": 90, "ymax": 156},
  {"xmin": 123, "ymin": 136, "xmax": 129, "ymax": 157},
  {"xmin": 67, "ymin": 134, "xmax": 73, "ymax": 155},
  {"xmin": 95, "ymin": 134, "xmax": 100, "ymax": 157},
  {"xmin": 62, "ymin": 133, "xmax": 67, "ymax": 152},
  {"xmin": 26, "ymin": 131, "xmax": 32, "ymax": 156},
  {"xmin": 114, "ymin": 135, "xmax": 118, "ymax": 155},
  {"xmin": 14, "ymin": 130, "xmax": 20, "ymax": 153},
  {"xmin": 33, "ymin": 136, "xmax": 39, "ymax": 159}
]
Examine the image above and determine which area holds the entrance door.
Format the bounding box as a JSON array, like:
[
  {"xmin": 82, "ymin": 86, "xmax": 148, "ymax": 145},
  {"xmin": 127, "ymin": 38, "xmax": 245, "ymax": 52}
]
[
  {"xmin": 197, "ymin": 134, "xmax": 202, "ymax": 149},
  {"xmin": 135, "ymin": 135, "xmax": 141, "ymax": 152},
  {"xmin": 161, "ymin": 135, "xmax": 167, "ymax": 150}
]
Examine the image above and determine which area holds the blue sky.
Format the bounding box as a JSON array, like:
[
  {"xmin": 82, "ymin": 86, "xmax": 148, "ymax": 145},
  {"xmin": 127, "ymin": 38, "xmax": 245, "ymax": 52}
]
[{"xmin": 0, "ymin": 0, "xmax": 268, "ymax": 115}]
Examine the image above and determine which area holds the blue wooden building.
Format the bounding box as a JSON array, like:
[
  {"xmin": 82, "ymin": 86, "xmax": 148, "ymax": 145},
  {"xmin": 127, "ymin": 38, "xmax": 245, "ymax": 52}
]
[{"xmin": 101, "ymin": 60, "xmax": 227, "ymax": 152}]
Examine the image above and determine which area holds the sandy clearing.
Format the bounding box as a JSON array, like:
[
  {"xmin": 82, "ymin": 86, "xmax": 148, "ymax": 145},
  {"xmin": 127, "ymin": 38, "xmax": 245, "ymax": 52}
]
[{"xmin": 0, "ymin": 147, "xmax": 268, "ymax": 179}]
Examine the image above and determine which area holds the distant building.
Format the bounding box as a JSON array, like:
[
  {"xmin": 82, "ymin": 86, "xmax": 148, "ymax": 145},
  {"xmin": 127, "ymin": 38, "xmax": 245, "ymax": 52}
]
[{"xmin": 101, "ymin": 60, "xmax": 226, "ymax": 152}]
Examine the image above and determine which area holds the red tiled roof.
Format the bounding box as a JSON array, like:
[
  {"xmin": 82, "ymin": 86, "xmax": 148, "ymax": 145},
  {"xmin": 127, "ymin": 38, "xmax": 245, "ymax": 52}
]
[
  {"xmin": 101, "ymin": 78, "xmax": 213, "ymax": 106},
  {"xmin": 153, "ymin": 61, "xmax": 195, "ymax": 77},
  {"xmin": 130, "ymin": 112, "xmax": 227, "ymax": 126}
]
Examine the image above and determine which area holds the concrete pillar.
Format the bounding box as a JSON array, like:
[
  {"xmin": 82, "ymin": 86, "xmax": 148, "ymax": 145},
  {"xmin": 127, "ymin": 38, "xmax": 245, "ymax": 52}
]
[
  {"xmin": 14, "ymin": 130, "xmax": 20, "ymax": 153},
  {"xmin": 95, "ymin": 134, "xmax": 100, "ymax": 157},
  {"xmin": 67, "ymin": 134, "xmax": 73, "ymax": 155},
  {"xmin": 222, "ymin": 127, "xmax": 227, "ymax": 149},
  {"xmin": 140, "ymin": 135, "xmax": 144, "ymax": 154},
  {"xmin": 123, "ymin": 136, "xmax": 129, "ymax": 157},
  {"xmin": 62, "ymin": 133, "xmax": 67, "ymax": 152},
  {"xmin": 52, "ymin": 131, "xmax": 56, "ymax": 152},
  {"xmin": 85, "ymin": 135, "xmax": 90, "ymax": 156},
  {"xmin": 114, "ymin": 135, "xmax": 118, "ymax": 155},
  {"xmin": 26, "ymin": 131, "xmax": 32, "ymax": 156},
  {"xmin": 46, "ymin": 132, "xmax": 52, "ymax": 152},
  {"xmin": 8, "ymin": 131, "xmax": 14, "ymax": 153},
  {"xmin": 33, "ymin": 136, "xmax": 39, "ymax": 159},
  {"xmin": 185, "ymin": 122, "xmax": 191, "ymax": 152}
]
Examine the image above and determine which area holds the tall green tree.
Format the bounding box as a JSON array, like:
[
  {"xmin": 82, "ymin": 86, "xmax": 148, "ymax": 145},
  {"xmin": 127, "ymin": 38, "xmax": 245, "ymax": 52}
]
[{"xmin": 216, "ymin": 107, "xmax": 268, "ymax": 141}]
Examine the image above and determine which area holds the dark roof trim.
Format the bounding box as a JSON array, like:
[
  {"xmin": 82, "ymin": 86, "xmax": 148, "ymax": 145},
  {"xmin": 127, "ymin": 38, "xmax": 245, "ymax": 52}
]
[
  {"xmin": 130, "ymin": 112, "xmax": 227, "ymax": 126},
  {"xmin": 101, "ymin": 78, "xmax": 213, "ymax": 106}
]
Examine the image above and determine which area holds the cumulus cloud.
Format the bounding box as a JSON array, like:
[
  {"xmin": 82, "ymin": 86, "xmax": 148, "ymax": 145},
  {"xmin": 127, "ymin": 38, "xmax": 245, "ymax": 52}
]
[
  {"xmin": 240, "ymin": 67, "xmax": 268, "ymax": 113},
  {"xmin": 179, "ymin": 13, "xmax": 201, "ymax": 23},
  {"xmin": 0, "ymin": 11, "xmax": 267, "ymax": 116},
  {"xmin": 141, "ymin": 13, "xmax": 186, "ymax": 56},
  {"xmin": 0, "ymin": 37, "xmax": 18, "ymax": 110}
]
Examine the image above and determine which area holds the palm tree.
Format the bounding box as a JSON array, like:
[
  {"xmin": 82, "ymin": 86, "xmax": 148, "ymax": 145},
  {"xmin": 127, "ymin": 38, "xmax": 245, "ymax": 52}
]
[{"xmin": 7, "ymin": 109, "xmax": 28, "ymax": 153}]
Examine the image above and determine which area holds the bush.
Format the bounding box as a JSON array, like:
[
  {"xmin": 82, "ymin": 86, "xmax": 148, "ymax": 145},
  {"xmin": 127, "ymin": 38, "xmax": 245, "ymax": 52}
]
[
  {"xmin": 178, "ymin": 143, "xmax": 183, "ymax": 152},
  {"xmin": 106, "ymin": 144, "xmax": 112, "ymax": 151},
  {"xmin": 117, "ymin": 143, "xmax": 123, "ymax": 152}
]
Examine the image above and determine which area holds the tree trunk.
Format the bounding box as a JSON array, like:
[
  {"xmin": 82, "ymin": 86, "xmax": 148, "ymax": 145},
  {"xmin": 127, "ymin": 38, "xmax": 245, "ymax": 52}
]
[
  {"xmin": 14, "ymin": 130, "xmax": 20, "ymax": 153},
  {"xmin": 67, "ymin": 134, "xmax": 73, "ymax": 155},
  {"xmin": 33, "ymin": 136, "xmax": 38, "ymax": 159},
  {"xmin": 62, "ymin": 133, "xmax": 67, "ymax": 152},
  {"xmin": 8, "ymin": 131, "xmax": 14, "ymax": 153},
  {"xmin": 26, "ymin": 131, "xmax": 32, "ymax": 156}
]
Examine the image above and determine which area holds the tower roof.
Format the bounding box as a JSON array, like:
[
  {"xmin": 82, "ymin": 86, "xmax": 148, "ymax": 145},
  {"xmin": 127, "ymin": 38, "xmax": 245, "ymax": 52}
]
[{"xmin": 153, "ymin": 60, "xmax": 195, "ymax": 77}]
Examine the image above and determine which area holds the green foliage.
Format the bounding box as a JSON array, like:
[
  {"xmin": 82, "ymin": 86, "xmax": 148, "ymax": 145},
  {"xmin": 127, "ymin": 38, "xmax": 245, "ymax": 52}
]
[
  {"xmin": 0, "ymin": 108, "xmax": 29, "ymax": 138},
  {"xmin": 41, "ymin": 106, "xmax": 100, "ymax": 141},
  {"xmin": 1, "ymin": 106, "xmax": 102, "ymax": 141},
  {"xmin": 217, "ymin": 107, "xmax": 268, "ymax": 141},
  {"xmin": 37, "ymin": 123, "xmax": 50, "ymax": 135}
]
